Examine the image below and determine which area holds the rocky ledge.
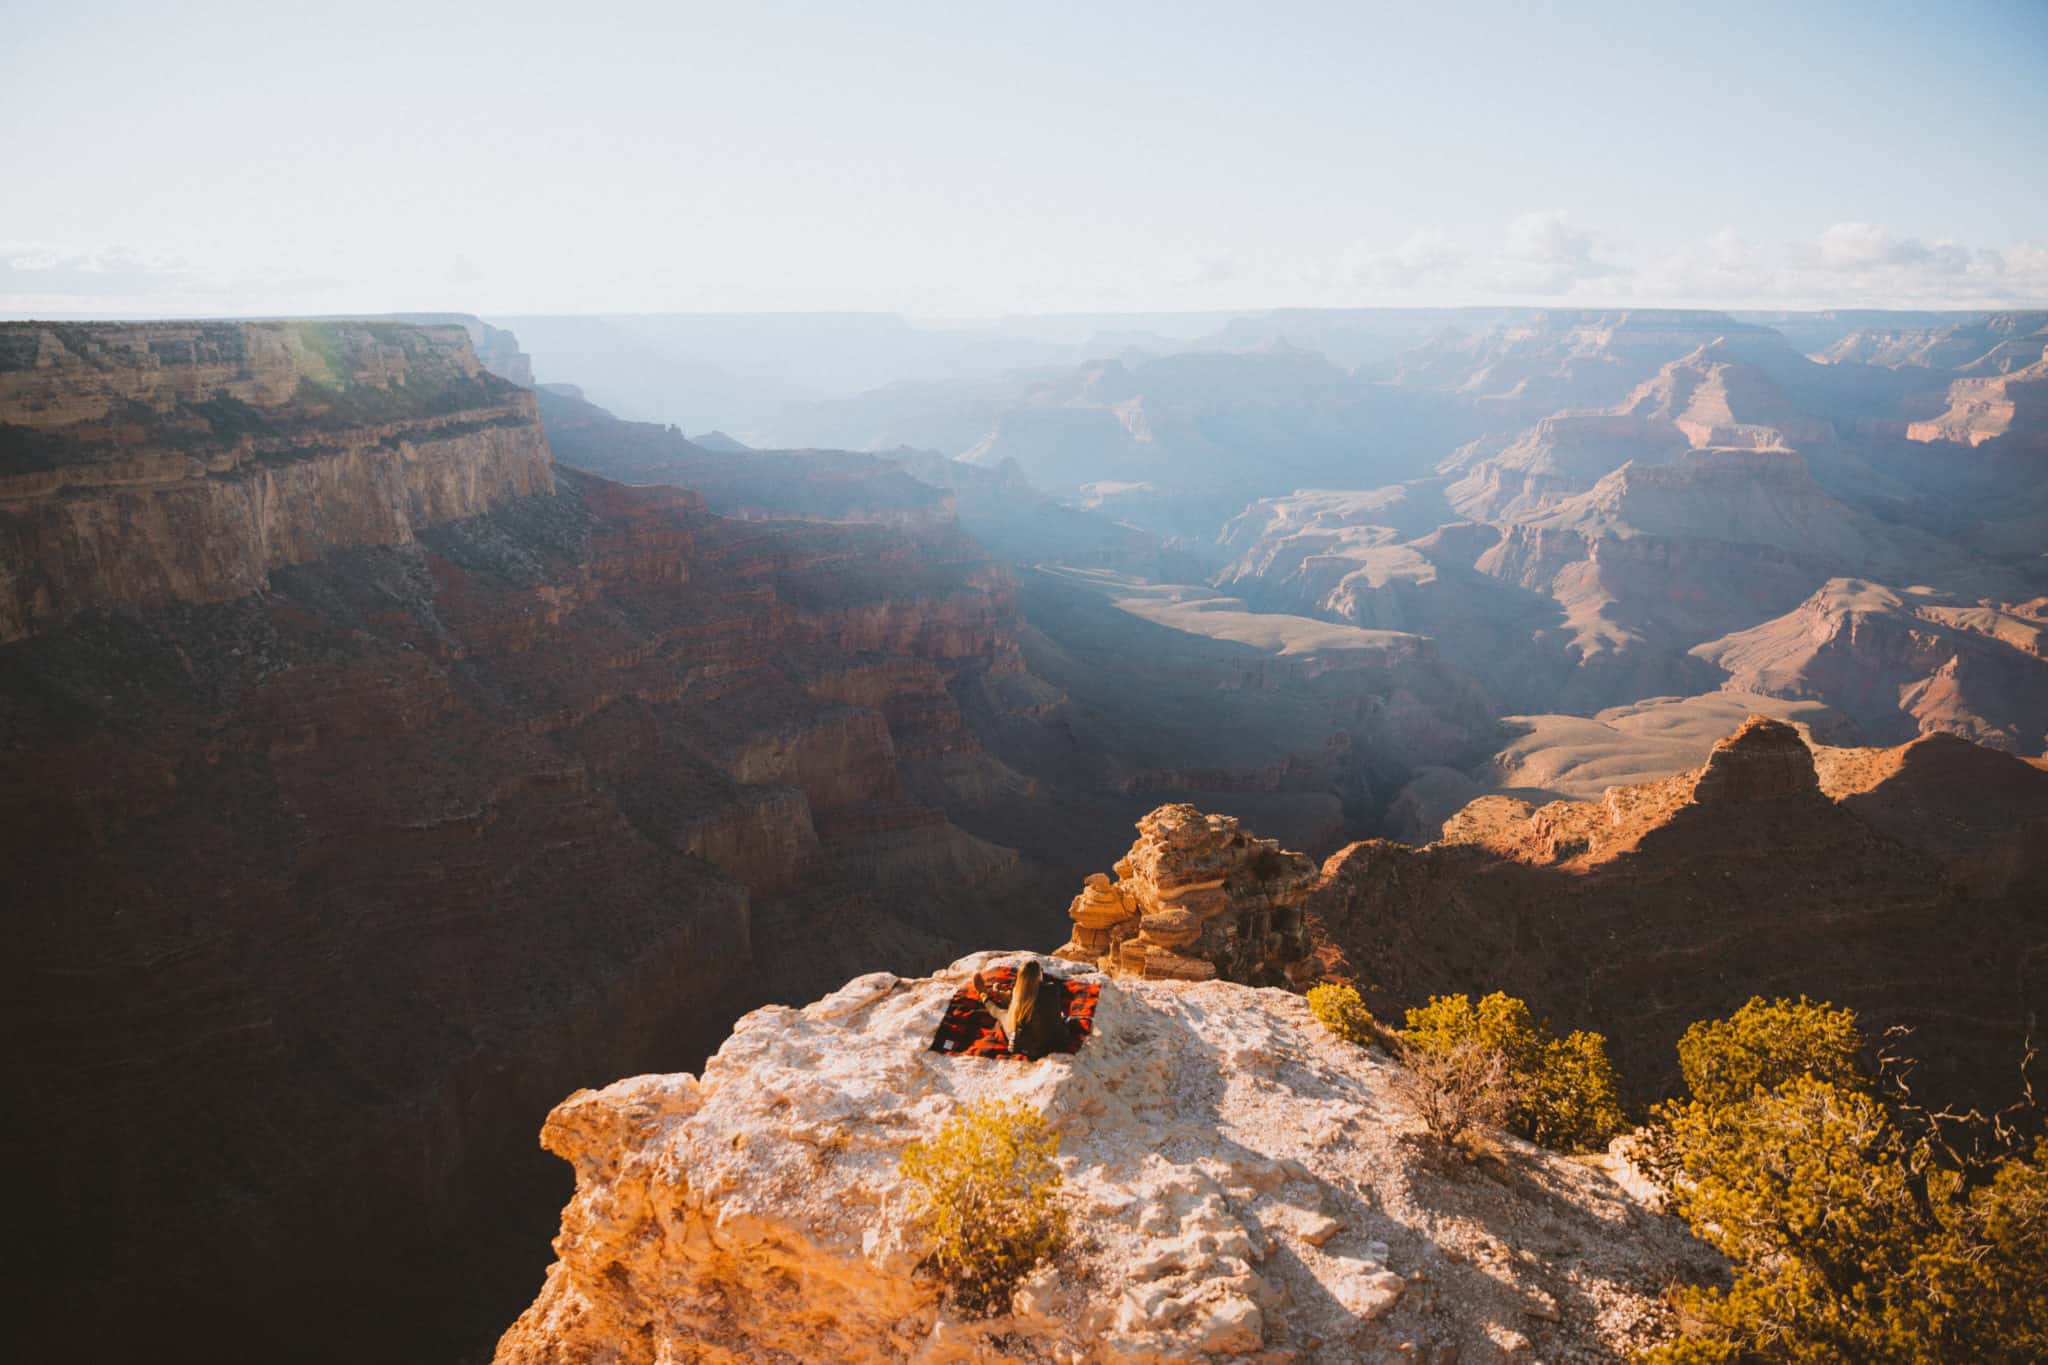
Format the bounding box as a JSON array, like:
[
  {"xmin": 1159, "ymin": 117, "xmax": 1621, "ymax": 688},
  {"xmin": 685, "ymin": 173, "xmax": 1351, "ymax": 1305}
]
[{"xmin": 494, "ymin": 952, "xmax": 1714, "ymax": 1364}]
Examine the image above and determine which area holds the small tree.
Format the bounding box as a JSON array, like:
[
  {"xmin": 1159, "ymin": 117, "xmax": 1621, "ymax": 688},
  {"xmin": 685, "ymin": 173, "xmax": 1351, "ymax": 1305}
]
[
  {"xmin": 898, "ymin": 1099, "xmax": 1068, "ymax": 1314},
  {"xmin": 1642, "ymin": 998, "xmax": 2047, "ymax": 1363},
  {"xmin": 1675, "ymin": 995, "xmax": 1867, "ymax": 1110}
]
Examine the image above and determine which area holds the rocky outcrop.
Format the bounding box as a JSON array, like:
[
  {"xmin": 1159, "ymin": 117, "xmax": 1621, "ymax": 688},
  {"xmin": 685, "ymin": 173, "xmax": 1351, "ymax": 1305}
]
[
  {"xmin": 1306, "ymin": 718, "xmax": 2048, "ymax": 1106},
  {"xmin": 1054, "ymin": 805, "xmax": 1319, "ymax": 984},
  {"xmin": 1906, "ymin": 348, "xmax": 2048, "ymax": 451},
  {"xmin": 494, "ymin": 952, "xmax": 1716, "ymax": 1365},
  {"xmin": 1693, "ymin": 578, "xmax": 2048, "ymax": 751},
  {"xmin": 1684, "ymin": 714, "xmax": 1822, "ymax": 803},
  {"xmin": 0, "ymin": 320, "xmax": 551, "ymax": 640}
]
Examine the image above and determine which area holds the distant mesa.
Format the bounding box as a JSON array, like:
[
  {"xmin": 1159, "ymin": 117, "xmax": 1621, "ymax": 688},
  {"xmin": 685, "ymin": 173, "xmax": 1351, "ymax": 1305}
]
[{"xmin": 689, "ymin": 428, "xmax": 752, "ymax": 452}]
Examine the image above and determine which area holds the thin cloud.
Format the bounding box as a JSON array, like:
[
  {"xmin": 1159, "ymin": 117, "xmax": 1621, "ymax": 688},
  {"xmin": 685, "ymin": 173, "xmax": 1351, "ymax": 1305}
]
[
  {"xmin": 1486, "ymin": 211, "xmax": 1624, "ymax": 294},
  {"xmin": 1334, "ymin": 229, "xmax": 1465, "ymax": 290},
  {"xmin": 1, "ymin": 244, "xmax": 207, "ymax": 298}
]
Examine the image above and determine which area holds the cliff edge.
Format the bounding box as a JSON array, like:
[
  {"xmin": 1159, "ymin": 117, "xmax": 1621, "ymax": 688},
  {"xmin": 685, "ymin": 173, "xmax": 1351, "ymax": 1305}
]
[{"xmin": 494, "ymin": 952, "xmax": 1713, "ymax": 1364}]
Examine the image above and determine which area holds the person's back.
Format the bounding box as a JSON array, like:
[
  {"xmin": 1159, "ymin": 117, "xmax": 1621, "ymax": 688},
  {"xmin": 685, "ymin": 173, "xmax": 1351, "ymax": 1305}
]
[{"xmin": 975, "ymin": 960, "xmax": 1068, "ymax": 1059}]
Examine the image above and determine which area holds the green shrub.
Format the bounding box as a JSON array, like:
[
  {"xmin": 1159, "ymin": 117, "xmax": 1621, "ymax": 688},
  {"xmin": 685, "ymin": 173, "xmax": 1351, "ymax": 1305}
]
[
  {"xmin": 1306, "ymin": 982, "xmax": 1376, "ymax": 1046},
  {"xmin": 1675, "ymin": 995, "xmax": 1867, "ymax": 1110},
  {"xmin": 1400, "ymin": 992, "xmax": 1623, "ymax": 1153},
  {"xmin": 1641, "ymin": 997, "xmax": 2047, "ymax": 1363},
  {"xmin": 898, "ymin": 1099, "xmax": 1068, "ymax": 1313}
]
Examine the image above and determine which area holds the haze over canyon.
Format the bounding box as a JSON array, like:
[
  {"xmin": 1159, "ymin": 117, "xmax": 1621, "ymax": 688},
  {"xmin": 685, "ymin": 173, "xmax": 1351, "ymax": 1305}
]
[
  {"xmin": 7, "ymin": 2, "xmax": 2047, "ymax": 1360},
  {"xmin": 3, "ymin": 298, "xmax": 2044, "ymax": 1360}
]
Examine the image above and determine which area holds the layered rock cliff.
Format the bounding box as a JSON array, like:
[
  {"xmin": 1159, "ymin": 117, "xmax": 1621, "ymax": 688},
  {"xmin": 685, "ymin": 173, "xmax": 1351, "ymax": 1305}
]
[
  {"xmin": 0, "ymin": 320, "xmax": 552, "ymax": 640},
  {"xmin": 494, "ymin": 952, "xmax": 1717, "ymax": 1364},
  {"xmin": 0, "ymin": 321, "xmax": 1071, "ymax": 1364}
]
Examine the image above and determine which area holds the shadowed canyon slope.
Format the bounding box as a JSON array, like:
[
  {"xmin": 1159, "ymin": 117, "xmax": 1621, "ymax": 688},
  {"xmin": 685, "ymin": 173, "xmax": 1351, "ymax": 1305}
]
[
  {"xmin": 1308, "ymin": 717, "xmax": 2048, "ymax": 1105},
  {"xmin": 0, "ymin": 321, "xmax": 1074, "ymax": 1362},
  {"xmin": 534, "ymin": 383, "xmax": 1506, "ymax": 861}
]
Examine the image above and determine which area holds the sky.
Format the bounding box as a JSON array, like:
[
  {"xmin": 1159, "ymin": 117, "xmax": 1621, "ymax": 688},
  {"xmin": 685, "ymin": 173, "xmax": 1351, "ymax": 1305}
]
[{"xmin": 4, "ymin": 0, "xmax": 2046, "ymax": 319}]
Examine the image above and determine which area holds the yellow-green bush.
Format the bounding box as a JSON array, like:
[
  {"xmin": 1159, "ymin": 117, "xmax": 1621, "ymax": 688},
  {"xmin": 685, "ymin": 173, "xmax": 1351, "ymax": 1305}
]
[
  {"xmin": 898, "ymin": 1099, "xmax": 1068, "ymax": 1313},
  {"xmin": 1306, "ymin": 982, "xmax": 1376, "ymax": 1046},
  {"xmin": 1641, "ymin": 997, "xmax": 2048, "ymax": 1363},
  {"xmin": 1400, "ymin": 992, "xmax": 1624, "ymax": 1153},
  {"xmin": 1675, "ymin": 994, "xmax": 1866, "ymax": 1110}
]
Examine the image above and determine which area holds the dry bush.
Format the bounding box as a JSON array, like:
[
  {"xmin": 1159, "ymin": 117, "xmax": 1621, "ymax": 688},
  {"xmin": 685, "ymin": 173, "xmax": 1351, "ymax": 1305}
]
[
  {"xmin": 1403, "ymin": 992, "xmax": 1625, "ymax": 1153},
  {"xmin": 1394, "ymin": 1035, "xmax": 1515, "ymax": 1154}
]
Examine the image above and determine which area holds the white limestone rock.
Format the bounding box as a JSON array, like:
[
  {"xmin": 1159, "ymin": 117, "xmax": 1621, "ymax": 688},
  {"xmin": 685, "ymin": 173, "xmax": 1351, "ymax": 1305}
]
[{"xmin": 493, "ymin": 950, "xmax": 1717, "ymax": 1364}]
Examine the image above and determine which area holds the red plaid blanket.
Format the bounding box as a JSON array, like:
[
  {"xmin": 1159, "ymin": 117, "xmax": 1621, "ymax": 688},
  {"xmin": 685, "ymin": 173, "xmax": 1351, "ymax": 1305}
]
[{"xmin": 929, "ymin": 965, "xmax": 1101, "ymax": 1059}]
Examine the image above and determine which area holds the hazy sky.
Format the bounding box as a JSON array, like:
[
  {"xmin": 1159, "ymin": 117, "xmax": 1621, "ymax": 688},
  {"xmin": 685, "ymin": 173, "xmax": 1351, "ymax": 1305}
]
[{"xmin": 5, "ymin": 0, "xmax": 2046, "ymax": 318}]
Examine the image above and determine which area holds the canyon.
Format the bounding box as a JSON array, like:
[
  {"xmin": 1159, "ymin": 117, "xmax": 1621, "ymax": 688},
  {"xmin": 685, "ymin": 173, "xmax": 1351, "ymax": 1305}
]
[
  {"xmin": 6, "ymin": 305, "xmax": 2046, "ymax": 1363},
  {"xmin": 0, "ymin": 321, "xmax": 1072, "ymax": 1362}
]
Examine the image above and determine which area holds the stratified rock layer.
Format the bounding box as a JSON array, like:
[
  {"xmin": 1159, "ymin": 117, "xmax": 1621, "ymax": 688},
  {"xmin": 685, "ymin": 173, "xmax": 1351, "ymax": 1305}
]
[
  {"xmin": 0, "ymin": 320, "xmax": 553, "ymax": 640},
  {"xmin": 494, "ymin": 952, "xmax": 1715, "ymax": 1365},
  {"xmin": 1054, "ymin": 804, "xmax": 1319, "ymax": 984}
]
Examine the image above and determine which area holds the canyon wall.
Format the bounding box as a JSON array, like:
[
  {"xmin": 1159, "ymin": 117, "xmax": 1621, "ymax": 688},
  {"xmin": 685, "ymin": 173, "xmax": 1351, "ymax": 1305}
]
[
  {"xmin": 0, "ymin": 320, "xmax": 553, "ymax": 640},
  {"xmin": 0, "ymin": 322, "xmax": 1066, "ymax": 1364}
]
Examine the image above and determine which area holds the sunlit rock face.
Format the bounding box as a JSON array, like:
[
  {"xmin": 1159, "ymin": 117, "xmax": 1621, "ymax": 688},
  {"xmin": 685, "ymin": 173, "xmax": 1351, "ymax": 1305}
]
[
  {"xmin": 493, "ymin": 952, "xmax": 1713, "ymax": 1365},
  {"xmin": 1054, "ymin": 804, "xmax": 1320, "ymax": 985},
  {"xmin": 0, "ymin": 320, "xmax": 553, "ymax": 640}
]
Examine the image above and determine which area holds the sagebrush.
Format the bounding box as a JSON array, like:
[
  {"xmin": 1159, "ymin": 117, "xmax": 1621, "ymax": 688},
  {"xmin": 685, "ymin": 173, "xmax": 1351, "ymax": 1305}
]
[{"xmin": 898, "ymin": 1098, "xmax": 1068, "ymax": 1313}]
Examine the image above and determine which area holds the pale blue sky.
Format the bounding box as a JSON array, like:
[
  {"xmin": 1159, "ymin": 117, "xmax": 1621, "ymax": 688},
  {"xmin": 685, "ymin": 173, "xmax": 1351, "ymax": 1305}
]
[{"xmin": 4, "ymin": 0, "xmax": 2045, "ymax": 317}]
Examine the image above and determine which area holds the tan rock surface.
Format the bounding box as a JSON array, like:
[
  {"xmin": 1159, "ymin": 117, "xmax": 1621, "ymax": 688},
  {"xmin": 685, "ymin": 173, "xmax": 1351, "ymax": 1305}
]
[{"xmin": 494, "ymin": 952, "xmax": 1715, "ymax": 1364}]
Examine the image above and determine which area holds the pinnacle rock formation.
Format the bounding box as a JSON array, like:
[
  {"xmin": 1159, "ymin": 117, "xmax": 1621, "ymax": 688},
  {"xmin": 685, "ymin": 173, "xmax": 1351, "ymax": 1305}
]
[
  {"xmin": 1684, "ymin": 714, "xmax": 1822, "ymax": 805},
  {"xmin": 1054, "ymin": 805, "xmax": 1319, "ymax": 984},
  {"xmin": 493, "ymin": 952, "xmax": 1715, "ymax": 1365}
]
